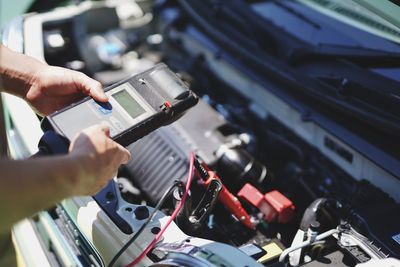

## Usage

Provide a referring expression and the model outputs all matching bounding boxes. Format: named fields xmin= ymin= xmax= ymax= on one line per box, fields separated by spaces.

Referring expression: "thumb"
xmin=117 ymin=144 xmax=131 ymax=164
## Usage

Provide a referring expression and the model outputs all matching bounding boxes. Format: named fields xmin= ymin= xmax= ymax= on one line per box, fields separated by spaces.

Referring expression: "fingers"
xmin=100 ymin=123 xmax=131 ymax=164
xmin=117 ymin=144 xmax=131 ymax=164
xmin=91 ymin=123 xmax=131 ymax=164
xmin=74 ymin=71 xmax=108 ymax=102
xmin=89 ymin=80 xmax=108 ymax=102
xmin=68 ymin=123 xmax=131 ymax=196
xmin=82 ymin=123 xmax=106 ymax=136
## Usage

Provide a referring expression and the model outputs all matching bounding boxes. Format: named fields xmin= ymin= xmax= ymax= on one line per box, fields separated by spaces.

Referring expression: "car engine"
xmin=2 ymin=0 xmax=400 ymax=266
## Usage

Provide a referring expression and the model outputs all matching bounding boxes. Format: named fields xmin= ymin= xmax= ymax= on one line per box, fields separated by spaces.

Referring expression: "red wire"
xmin=125 ymin=152 xmax=195 ymax=267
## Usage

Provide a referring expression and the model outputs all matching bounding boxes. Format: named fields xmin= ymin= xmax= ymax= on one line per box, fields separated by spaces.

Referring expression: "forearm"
xmin=0 ymin=155 xmax=88 ymax=234
xmin=0 ymin=44 xmax=46 ymax=97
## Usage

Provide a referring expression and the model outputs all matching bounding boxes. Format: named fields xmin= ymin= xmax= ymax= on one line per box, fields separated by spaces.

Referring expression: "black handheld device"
xmin=42 ymin=63 xmax=198 ymax=147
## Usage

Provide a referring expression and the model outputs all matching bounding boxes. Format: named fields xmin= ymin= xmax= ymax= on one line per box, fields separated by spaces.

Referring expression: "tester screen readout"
xmin=112 ymin=89 xmax=146 ymax=119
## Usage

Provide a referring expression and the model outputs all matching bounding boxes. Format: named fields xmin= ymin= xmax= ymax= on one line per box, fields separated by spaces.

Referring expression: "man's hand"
xmin=0 ymin=45 xmax=107 ymax=116
xmin=68 ymin=123 xmax=131 ymax=195
xmin=0 ymin=124 xmax=130 ymax=233
xmin=0 ymin=46 xmax=131 ymax=233
xmin=27 ymin=65 xmax=108 ymax=116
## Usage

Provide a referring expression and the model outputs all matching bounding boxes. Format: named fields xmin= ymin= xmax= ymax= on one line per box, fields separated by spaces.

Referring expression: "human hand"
xmin=68 ymin=123 xmax=131 ymax=195
xmin=0 ymin=45 xmax=106 ymax=115
xmin=26 ymin=65 xmax=108 ymax=116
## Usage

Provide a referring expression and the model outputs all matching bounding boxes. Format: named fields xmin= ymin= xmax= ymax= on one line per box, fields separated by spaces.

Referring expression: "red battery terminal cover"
xmin=264 ymin=190 xmax=295 ymax=223
xmin=238 ymin=183 xmax=295 ymax=223
xmin=238 ymin=183 xmax=277 ymax=222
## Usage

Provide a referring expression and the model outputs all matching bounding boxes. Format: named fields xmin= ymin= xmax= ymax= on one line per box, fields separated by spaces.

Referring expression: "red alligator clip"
xmin=194 ymin=157 xmax=254 ymax=230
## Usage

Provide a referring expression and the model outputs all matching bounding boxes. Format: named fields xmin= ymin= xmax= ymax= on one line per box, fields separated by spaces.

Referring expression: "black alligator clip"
xmin=174 ymin=177 xmax=222 ymax=233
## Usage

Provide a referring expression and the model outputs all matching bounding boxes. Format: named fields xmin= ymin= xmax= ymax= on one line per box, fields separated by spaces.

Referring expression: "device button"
xmin=91 ymin=101 xmax=112 ymax=115
xmin=98 ymin=106 xmax=112 ymax=115
xmin=100 ymin=108 xmax=112 ymax=115
xmin=109 ymin=116 xmax=125 ymax=131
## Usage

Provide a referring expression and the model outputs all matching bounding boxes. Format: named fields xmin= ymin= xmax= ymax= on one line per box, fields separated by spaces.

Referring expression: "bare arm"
xmin=0 ymin=124 xmax=131 ymax=234
xmin=0 ymin=45 xmax=131 ymax=234
xmin=0 ymin=44 xmax=107 ymax=115
xmin=0 ymin=155 xmax=83 ymax=231
xmin=0 ymin=44 xmax=43 ymax=97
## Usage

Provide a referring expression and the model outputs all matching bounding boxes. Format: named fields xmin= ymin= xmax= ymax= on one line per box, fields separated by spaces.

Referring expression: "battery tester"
xmin=43 ymin=63 xmax=198 ymax=146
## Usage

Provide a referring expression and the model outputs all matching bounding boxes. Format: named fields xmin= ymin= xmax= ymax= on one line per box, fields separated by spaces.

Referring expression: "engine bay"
xmin=3 ymin=0 xmax=400 ymax=266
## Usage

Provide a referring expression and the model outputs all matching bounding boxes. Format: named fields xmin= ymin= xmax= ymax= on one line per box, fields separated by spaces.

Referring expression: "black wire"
xmin=107 ymin=180 xmax=182 ymax=267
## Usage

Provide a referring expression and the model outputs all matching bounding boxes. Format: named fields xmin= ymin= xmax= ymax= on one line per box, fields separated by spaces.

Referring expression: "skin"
xmin=0 ymin=45 xmax=131 ymax=234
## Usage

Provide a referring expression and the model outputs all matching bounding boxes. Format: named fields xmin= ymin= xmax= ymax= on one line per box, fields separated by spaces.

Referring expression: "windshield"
xmin=297 ymin=0 xmax=400 ymax=44
xmin=0 ymin=0 xmax=32 ymax=28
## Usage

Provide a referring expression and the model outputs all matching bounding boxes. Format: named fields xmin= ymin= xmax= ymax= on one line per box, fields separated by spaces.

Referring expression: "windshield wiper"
xmin=289 ymin=44 xmax=400 ymax=67
xmin=178 ymin=0 xmax=400 ymax=136
xmin=271 ymin=0 xmax=321 ymax=29
xmin=207 ymin=0 xmax=400 ymax=65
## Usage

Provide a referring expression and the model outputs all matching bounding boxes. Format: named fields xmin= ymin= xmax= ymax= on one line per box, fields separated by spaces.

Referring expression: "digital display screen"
xmin=112 ymin=89 xmax=146 ymax=119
